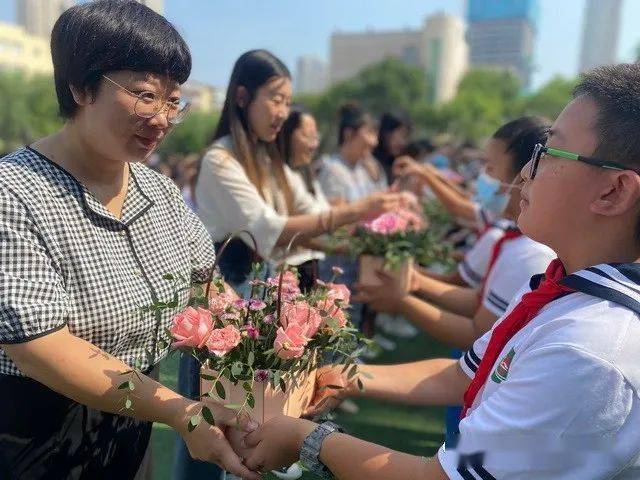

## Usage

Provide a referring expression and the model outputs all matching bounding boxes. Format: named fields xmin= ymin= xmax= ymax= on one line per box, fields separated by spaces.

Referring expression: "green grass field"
xmin=152 ymin=329 xmax=450 ymax=479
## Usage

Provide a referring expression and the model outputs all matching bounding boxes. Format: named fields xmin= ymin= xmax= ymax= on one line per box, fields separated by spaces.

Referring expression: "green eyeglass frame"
xmin=529 ymin=143 xmax=637 ymax=179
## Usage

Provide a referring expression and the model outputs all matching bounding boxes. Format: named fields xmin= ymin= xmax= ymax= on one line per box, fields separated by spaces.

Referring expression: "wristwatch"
xmin=300 ymin=421 xmax=344 ymax=478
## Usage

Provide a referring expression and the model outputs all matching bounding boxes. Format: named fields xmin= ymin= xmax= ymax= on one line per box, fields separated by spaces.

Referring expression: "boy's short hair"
xmin=51 ymin=0 xmax=191 ymax=119
xmin=573 ymin=63 xmax=640 ymax=169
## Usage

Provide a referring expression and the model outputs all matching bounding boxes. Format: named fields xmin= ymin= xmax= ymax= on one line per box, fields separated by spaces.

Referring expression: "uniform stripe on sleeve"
xmin=486 ymin=291 xmax=509 ymax=312
xmin=460 ymin=260 xmax=483 ymax=285
xmin=457 ymin=453 xmax=497 ymax=480
xmin=463 ymin=346 xmax=482 ymax=373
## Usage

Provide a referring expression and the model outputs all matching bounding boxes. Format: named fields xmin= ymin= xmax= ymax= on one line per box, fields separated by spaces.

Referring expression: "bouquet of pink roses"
xmin=146 ymin=262 xmax=368 ymax=430
xmin=346 ymin=207 xmax=452 ymax=291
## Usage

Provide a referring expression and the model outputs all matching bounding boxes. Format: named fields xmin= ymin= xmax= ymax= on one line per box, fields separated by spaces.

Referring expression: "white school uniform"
xmin=458 ymin=219 xmax=515 ymax=288
xmin=440 ymin=263 xmax=640 ymax=479
xmin=481 ymin=235 xmax=556 ymax=317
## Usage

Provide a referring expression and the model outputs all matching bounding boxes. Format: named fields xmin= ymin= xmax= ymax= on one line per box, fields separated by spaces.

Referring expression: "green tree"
xmin=522 ymin=75 xmax=577 ymax=121
xmin=0 ymin=71 xmax=61 ymax=152
xmin=156 ymin=110 xmax=219 ymax=156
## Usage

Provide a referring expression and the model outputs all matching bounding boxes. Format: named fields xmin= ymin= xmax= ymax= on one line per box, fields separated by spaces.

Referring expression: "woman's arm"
xmin=2 ymin=327 xmax=260 ymax=479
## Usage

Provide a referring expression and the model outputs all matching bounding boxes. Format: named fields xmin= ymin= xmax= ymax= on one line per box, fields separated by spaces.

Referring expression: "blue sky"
xmin=2 ymin=0 xmax=639 ymax=90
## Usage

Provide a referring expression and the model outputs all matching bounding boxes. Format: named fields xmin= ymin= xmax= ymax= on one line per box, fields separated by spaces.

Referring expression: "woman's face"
xmin=345 ymin=123 xmax=378 ymax=158
xmin=74 ymin=70 xmax=180 ymax=163
xmin=290 ymin=114 xmax=320 ymax=168
xmin=245 ymin=76 xmax=292 ymax=143
xmin=386 ymin=125 xmax=409 ymax=157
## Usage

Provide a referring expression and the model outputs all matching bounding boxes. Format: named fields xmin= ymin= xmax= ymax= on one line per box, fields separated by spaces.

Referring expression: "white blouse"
xmin=195 ymin=135 xmax=328 ymax=265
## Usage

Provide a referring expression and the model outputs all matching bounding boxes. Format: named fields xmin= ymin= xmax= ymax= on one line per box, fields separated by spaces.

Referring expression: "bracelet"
xmin=300 ymin=421 xmax=344 ymax=478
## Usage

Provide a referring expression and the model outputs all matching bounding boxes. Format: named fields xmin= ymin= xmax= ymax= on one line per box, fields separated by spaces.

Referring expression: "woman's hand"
xmin=304 ymin=365 xmax=354 ymax=417
xmin=243 ymin=415 xmax=317 ymax=472
xmin=392 ymin=155 xmax=425 ymax=179
xmin=353 ymin=191 xmax=419 ymax=221
xmin=171 ymin=400 xmax=261 ymax=479
xmin=353 ymin=271 xmax=410 ymax=314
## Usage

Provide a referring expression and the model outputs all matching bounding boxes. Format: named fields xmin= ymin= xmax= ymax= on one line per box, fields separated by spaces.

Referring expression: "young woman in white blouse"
xmin=195 ymin=50 xmax=406 ymax=285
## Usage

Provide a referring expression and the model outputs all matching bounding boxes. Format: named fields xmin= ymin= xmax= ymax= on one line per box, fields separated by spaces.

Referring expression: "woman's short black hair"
xmin=51 ymin=0 xmax=191 ymax=118
xmin=337 ymin=102 xmax=373 ymax=145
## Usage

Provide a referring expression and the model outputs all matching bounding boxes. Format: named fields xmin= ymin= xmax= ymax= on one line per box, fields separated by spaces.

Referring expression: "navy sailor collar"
xmin=531 ymin=263 xmax=640 ymax=315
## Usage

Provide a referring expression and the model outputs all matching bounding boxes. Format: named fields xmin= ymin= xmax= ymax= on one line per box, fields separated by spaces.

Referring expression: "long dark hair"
xmin=209 ymin=49 xmax=294 ymax=213
xmin=337 ymin=102 xmax=372 ymax=146
xmin=277 ymin=106 xmax=317 ymax=195
xmin=373 ymin=112 xmax=410 ymax=183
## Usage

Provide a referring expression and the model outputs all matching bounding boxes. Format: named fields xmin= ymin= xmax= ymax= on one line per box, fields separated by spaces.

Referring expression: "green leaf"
xmin=200 ymin=373 xmax=216 ymax=381
xmin=162 ymin=273 xmax=174 ymax=280
xmin=347 ymin=365 xmax=358 ymax=380
xmin=357 ymin=378 xmax=364 ymax=391
xmin=118 ymin=381 xmax=131 ymax=390
xmin=187 ymin=414 xmax=201 ymax=432
xmin=124 ymin=397 xmax=132 ymax=410
xmin=247 ymin=351 xmax=255 ymax=367
xmin=201 ymin=406 xmax=216 ymax=426
xmin=242 ymin=381 xmax=252 ymax=392
xmin=246 ymin=393 xmax=255 ymax=409
xmin=279 ymin=378 xmax=287 ymax=393
xmin=225 ymin=403 xmax=243 ymax=410
xmin=231 ymin=362 xmax=243 ymax=377
xmin=214 ymin=381 xmax=226 ymax=400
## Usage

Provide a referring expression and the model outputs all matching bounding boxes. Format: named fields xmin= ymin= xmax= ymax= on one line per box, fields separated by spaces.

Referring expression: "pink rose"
xmin=205 ymin=325 xmax=241 ymax=357
xmin=280 ymin=301 xmax=323 ymax=338
xmin=364 ymin=212 xmax=405 ymax=234
xmin=170 ymin=307 xmax=213 ymax=348
xmin=318 ymin=299 xmax=348 ymax=329
xmin=268 ymin=271 xmax=301 ymax=302
xmin=208 ymin=290 xmax=237 ymax=317
xmin=326 ymin=283 xmax=351 ymax=307
xmin=274 ymin=323 xmax=309 ymax=359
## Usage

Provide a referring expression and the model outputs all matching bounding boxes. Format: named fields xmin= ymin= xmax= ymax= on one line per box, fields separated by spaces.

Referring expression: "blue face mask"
xmin=430 ymin=155 xmax=450 ymax=170
xmin=474 ymin=171 xmax=511 ymax=216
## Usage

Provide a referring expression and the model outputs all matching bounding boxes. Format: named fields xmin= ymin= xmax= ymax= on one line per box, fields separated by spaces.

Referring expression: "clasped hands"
xmin=185 ymin=365 xmax=352 ymax=477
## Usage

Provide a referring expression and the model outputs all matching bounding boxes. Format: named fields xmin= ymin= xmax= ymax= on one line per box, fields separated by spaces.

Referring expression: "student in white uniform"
xmin=236 ymin=63 xmax=640 ymax=480
xmin=400 ymin=118 xmax=549 ymax=289
xmin=359 ymin=118 xmax=555 ymax=350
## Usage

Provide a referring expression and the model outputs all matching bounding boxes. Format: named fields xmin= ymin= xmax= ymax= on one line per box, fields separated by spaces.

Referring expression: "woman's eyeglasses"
xmin=529 ymin=143 xmax=637 ymax=179
xmin=102 ymin=75 xmax=191 ymax=125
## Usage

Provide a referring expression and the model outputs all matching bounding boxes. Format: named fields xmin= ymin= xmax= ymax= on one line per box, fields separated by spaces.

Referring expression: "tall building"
xmin=421 ymin=14 xmax=468 ymax=104
xmin=137 ymin=0 xmax=164 ymax=14
xmin=0 ymin=21 xmax=53 ymax=76
xmin=329 ymin=12 xmax=467 ymax=104
xmin=578 ymin=0 xmax=622 ymax=73
xmin=294 ymin=56 xmax=328 ymax=94
xmin=181 ymin=80 xmax=219 ymax=113
xmin=16 ymin=0 xmax=75 ymax=39
xmin=466 ymin=0 xmax=539 ymax=88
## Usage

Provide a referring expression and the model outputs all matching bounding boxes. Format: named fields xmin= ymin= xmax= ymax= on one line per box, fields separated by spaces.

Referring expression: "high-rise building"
xmin=421 ymin=13 xmax=468 ymax=104
xmin=137 ymin=0 xmax=164 ymax=14
xmin=0 ymin=21 xmax=53 ymax=76
xmin=329 ymin=12 xmax=467 ymax=104
xmin=294 ymin=56 xmax=328 ymax=94
xmin=181 ymin=80 xmax=219 ymax=113
xmin=16 ymin=0 xmax=75 ymax=39
xmin=578 ymin=0 xmax=622 ymax=73
xmin=466 ymin=0 xmax=539 ymax=88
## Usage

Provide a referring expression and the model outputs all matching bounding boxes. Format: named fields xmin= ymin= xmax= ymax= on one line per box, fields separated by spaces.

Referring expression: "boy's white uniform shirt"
xmin=458 ymin=219 xmax=515 ymax=288
xmin=481 ymin=235 xmax=556 ymax=316
xmin=440 ymin=263 xmax=640 ymax=479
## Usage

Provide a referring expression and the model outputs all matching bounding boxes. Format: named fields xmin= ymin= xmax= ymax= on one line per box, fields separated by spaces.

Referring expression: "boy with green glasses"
xmin=237 ymin=63 xmax=640 ymax=480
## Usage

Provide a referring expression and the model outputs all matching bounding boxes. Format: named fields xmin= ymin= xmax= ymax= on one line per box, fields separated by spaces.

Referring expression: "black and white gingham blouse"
xmin=0 ymin=147 xmax=216 ymax=376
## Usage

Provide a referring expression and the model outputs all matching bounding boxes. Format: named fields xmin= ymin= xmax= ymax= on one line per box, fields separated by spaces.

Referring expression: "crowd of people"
xmin=2 ymin=1 xmax=640 ymax=479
